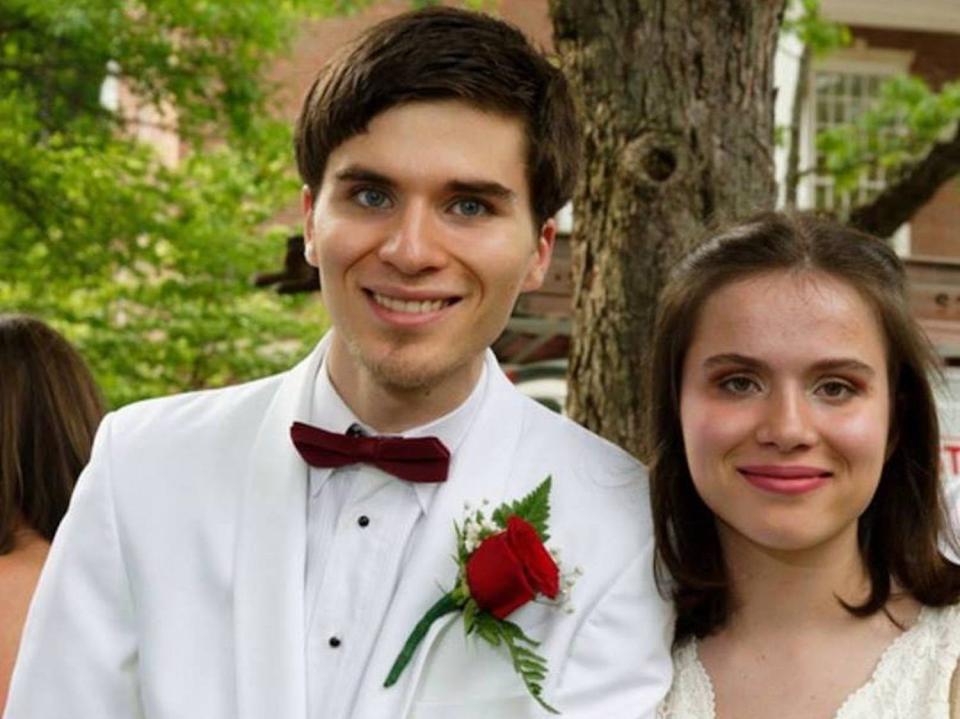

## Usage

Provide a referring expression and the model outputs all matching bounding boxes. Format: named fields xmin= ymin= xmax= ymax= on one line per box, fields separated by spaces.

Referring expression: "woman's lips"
xmin=737 ymin=465 xmax=833 ymax=495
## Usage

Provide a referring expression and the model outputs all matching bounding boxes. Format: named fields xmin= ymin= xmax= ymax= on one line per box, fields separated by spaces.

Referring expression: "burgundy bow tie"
xmin=290 ymin=421 xmax=450 ymax=483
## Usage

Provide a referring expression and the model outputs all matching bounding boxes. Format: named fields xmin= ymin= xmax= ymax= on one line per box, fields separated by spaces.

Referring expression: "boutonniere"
xmin=384 ymin=477 xmax=580 ymax=714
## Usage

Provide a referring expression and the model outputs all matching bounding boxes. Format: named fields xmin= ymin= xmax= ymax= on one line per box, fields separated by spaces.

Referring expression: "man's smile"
xmin=368 ymin=290 xmax=460 ymax=315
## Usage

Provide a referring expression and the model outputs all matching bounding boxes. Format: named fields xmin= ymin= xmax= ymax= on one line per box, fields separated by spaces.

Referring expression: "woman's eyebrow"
xmin=808 ymin=358 xmax=876 ymax=376
xmin=702 ymin=353 xmax=764 ymax=370
xmin=701 ymin=354 xmax=876 ymax=376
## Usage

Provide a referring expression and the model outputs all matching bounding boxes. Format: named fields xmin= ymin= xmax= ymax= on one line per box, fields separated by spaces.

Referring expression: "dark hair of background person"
xmin=646 ymin=211 xmax=960 ymax=645
xmin=0 ymin=315 xmax=105 ymax=553
xmin=294 ymin=6 xmax=581 ymax=229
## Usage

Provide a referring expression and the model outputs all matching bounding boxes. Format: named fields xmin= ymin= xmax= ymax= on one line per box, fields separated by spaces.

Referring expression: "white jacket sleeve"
xmin=554 ymin=544 xmax=675 ymax=719
xmin=4 ymin=413 xmax=144 ymax=719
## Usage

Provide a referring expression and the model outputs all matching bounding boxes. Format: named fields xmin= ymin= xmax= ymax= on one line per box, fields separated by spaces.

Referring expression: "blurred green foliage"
xmin=0 ymin=0 xmax=343 ymax=407
xmin=784 ymin=0 xmax=851 ymax=57
xmin=788 ymin=0 xmax=960 ymax=201
xmin=818 ymin=76 xmax=960 ymax=194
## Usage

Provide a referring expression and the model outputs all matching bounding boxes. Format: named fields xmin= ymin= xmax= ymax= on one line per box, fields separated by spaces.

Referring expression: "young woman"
xmin=0 ymin=315 xmax=104 ymax=710
xmin=650 ymin=213 xmax=960 ymax=718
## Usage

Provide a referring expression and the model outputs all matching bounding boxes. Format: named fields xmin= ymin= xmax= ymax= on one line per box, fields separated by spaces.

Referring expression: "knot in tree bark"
xmin=620 ymin=134 xmax=683 ymax=187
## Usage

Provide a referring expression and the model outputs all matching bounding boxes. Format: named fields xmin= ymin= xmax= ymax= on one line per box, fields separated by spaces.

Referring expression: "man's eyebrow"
xmin=446 ymin=179 xmax=516 ymax=201
xmin=333 ymin=166 xmax=395 ymax=188
xmin=330 ymin=168 xmax=515 ymax=201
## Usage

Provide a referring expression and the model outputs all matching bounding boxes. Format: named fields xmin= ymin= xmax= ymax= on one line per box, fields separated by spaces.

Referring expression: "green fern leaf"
xmin=491 ymin=476 xmax=552 ymax=540
xmin=496 ymin=619 xmax=559 ymax=714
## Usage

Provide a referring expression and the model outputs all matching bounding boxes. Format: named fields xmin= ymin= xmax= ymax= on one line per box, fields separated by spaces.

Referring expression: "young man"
xmin=5 ymin=8 xmax=672 ymax=719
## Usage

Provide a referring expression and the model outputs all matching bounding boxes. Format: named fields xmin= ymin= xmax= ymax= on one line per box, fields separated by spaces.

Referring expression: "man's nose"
xmin=754 ymin=388 xmax=818 ymax=452
xmin=377 ymin=200 xmax=447 ymax=275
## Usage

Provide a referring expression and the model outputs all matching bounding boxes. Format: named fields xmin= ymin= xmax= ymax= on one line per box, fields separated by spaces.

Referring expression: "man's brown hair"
xmin=646 ymin=212 xmax=960 ymax=644
xmin=294 ymin=6 xmax=580 ymax=227
xmin=0 ymin=315 xmax=104 ymax=552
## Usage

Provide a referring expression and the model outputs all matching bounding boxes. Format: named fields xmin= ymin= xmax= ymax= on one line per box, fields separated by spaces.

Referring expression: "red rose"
xmin=505 ymin=516 xmax=560 ymax=598
xmin=465 ymin=515 xmax=560 ymax=619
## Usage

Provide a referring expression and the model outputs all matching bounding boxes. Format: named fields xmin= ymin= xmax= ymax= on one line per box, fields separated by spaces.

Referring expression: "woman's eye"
xmin=719 ymin=376 xmax=758 ymax=395
xmin=816 ymin=380 xmax=856 ymax=400
xmin=450 ymin=198 xmax=489 ymax=217
xmin=354 ymin=188 xmax=391 ymax=209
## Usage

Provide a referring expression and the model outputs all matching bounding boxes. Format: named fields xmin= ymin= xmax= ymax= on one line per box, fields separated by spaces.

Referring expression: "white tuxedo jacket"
xmin=5 ymin=337 xmax=672 ymax=719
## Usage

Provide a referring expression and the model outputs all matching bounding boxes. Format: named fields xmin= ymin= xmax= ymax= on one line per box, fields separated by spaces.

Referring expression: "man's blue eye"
xmin=452 ymin=199 xmax=488 ymax=217
xmin=356 ymin=189 xmax=390 ymax=208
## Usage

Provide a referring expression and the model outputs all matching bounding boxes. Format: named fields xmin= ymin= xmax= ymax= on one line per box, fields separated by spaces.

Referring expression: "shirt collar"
xmin=308 ymin=356 xmax=490 ymax=513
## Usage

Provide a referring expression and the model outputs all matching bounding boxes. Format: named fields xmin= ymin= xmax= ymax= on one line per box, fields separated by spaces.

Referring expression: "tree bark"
xmin=849 ymin=123 xmax=960 ymax=238
xmin=549 ymin=0 xmax=785 ymax=460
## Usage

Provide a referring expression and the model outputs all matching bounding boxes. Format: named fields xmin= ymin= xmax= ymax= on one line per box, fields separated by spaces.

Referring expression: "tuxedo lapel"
xmin=233 ymin=335 xmax=330 ymax=719
xmin=355 ymin=355 xmax=527 ymax=718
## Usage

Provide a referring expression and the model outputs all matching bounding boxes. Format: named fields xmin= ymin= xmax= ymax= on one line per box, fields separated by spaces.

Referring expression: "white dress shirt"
xmin=304 ymin=360 xmax=488 ymax=719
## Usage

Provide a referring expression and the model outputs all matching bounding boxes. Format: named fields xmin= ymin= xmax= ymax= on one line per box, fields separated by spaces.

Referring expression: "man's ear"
xmin=302 ymin=185 xmax=318 ymax=267
xmin=520 ymin=218 xmax=557 ymax=293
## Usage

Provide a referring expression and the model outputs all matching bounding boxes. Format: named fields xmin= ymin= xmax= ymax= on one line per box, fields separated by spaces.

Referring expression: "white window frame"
xmin=799 ymin=45 xmax=914 ymax=254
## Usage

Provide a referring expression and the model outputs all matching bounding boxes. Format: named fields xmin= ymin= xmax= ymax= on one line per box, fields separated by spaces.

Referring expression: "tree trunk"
xmin=549 ymin=0 xmax=785 ymax=460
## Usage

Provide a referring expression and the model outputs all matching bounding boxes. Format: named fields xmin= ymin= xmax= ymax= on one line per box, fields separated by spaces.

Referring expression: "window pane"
xmin=809 ymin=66 xmax=899 ymax=215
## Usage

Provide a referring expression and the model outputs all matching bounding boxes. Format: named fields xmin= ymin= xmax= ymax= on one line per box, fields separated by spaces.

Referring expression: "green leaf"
xmin=463 ymin=599 xmax=478 ymax=634
xmin=495 ymin=619 xmax=559 ymax=714
xmin=782 ymin=0 xmax=851 ymax=57
xmin=491 ymin=476 xmax=552 ymax=541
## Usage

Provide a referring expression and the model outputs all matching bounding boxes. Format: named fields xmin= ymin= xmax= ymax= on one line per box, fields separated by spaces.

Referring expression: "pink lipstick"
xmin=736 ymin=465 xmax=832 ymax=495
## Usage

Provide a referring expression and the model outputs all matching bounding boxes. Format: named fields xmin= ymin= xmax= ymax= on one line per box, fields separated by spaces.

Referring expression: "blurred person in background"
xmin=0 ymin=315 xmax=104 ymax=711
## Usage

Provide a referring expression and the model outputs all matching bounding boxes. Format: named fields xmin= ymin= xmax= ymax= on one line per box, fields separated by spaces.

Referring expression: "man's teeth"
xmin=372 ymin=293 xmax=450 ymax=314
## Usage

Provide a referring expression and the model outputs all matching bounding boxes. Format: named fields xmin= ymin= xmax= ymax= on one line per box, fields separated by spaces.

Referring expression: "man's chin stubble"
xmin=352 ymin=342 xmax=476 ymax=397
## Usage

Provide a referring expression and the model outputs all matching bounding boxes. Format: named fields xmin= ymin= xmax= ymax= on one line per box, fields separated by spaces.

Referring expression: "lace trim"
xmin=657 ymin=640 xmax=715 ymax=717
xmin=657 ymin=604 xmax=960 ymax=719
xmin=835 ymin=604 xmax=960 ymax=717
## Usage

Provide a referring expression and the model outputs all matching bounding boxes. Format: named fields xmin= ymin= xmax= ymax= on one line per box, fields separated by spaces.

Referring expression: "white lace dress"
xmin=658 ymin=604 xmax=960 ymax=718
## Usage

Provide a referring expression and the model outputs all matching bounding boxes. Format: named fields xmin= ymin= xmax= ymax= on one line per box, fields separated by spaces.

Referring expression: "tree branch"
xmin=848 ymin=123 xmax=960 ymax=238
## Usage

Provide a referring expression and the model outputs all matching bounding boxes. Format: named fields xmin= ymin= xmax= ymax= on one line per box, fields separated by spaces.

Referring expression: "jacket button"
xmin=358 ymin=515 xmax=370 ymax=528
xmin=328 ymin=636 xmax=341 ymax=648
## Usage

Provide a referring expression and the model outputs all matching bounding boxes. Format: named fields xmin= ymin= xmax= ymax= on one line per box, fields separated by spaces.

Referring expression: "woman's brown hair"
xmin=0 ymin=315 xmax=104 ymax=553
xmin=647 ymin=211 xmax=960 ymax=644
